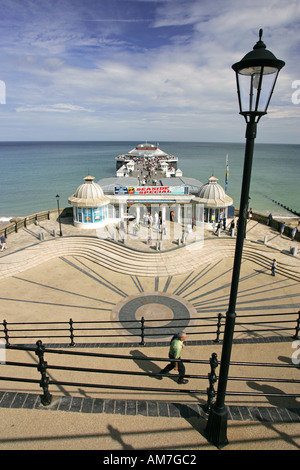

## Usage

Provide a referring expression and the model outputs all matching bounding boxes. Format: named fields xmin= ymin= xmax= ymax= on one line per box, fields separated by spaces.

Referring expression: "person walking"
xmin=267 ymin=213 xmax=273 ymax=226
xmin=291 ymin=226 xmax=297 ymax=241
xmin=229 ymin=219 xmax=235 ymax=236
xmin=215 ymin=221 xmax=221 ymax=235
xmin=271 ymin=259 xmax=277 ymax=276
xmin=159 ymin=331 xmax=188 ymax=384
xmin=0 ymin=233 xmax=7 ymax=252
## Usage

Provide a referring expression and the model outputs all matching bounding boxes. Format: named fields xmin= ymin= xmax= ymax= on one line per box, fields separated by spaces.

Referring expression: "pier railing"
xmin=2 ymin=208 xmax=72 ymax=237
xmin=0 ymin=341 xmax=299 ymax=411
xmin=1 ymin=311 xmax=299 ymax=347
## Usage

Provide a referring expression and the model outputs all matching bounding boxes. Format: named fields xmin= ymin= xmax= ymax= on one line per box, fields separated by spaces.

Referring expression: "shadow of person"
xmin=246 ymin=381 xmax=300 ymax=409
xmin=107 ymin=424 xmax=134 ymax=450
xmin=130 ymin=349 xmax=163 ymax=380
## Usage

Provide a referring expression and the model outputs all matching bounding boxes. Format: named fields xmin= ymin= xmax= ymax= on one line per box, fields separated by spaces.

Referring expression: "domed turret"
xmin=196 ymin=176 xmax=232 ymax=207
xmin=68 ymin=175 xmax=109 ymax=228
xmin=193 ymin=176 xmax=233 ymax=226
xmin=68 ymin=175 xmax=109 ymax=207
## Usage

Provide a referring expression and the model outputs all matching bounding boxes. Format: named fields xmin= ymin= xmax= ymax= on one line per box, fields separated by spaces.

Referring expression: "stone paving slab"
xmin=1 ymin=389 xmax=300 ymax=423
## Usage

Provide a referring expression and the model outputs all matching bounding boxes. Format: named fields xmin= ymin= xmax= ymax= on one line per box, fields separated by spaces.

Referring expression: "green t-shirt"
xmin=169 ymin=338 xmax=183 ymax=358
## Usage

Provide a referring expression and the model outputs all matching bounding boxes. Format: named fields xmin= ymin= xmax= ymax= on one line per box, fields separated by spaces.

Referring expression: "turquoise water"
xmin=0 ymin=141 xmax=299 ymax=219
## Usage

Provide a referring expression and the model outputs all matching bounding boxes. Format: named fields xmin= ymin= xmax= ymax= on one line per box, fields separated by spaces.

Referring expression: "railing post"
xmin=35 ymin=340 xmax=52 ymax=406
xmin=293 ymin=311 xmax=300 ymax=340
xmin=3 ymin=320 xmax=10 ymax=346
xmin=139 ymin=316 xmax=145 ymax=346
xmin=206 ymin=353 xmax=218 ymax=412
xmin=214 ymin=313 xmax=223 ymax=343
xmin=69 ymin=318 xmax=75 ymax=346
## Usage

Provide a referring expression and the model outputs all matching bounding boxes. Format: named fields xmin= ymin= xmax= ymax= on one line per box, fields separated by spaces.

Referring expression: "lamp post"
xmin=205 ymin=29 xmax=285 ymax=448
xmin=56 ymin=194 xmax=63 ymax=237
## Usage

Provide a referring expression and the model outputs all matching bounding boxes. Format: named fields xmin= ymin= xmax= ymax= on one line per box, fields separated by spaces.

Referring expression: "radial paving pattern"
xmin=0 ymin=243 xmax=299 ymax=344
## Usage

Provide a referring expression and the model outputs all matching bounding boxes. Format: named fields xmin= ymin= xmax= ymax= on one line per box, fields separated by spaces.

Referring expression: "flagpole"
xmin=225 ymin=154 xmax=229 ymax=192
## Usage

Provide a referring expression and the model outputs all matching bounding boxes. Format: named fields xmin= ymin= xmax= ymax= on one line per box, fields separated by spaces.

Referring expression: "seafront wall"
xmin=1 ymin=207 xmax=299 ymax=242
xmin=1 ymin=207 xmax=72 ymax=237
xmin=234 ymin=209 xmax=299 ymax=242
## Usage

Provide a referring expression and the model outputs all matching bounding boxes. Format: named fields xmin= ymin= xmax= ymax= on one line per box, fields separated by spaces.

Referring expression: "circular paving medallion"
xmin=111 ymin=292 xmax=197 ymax=340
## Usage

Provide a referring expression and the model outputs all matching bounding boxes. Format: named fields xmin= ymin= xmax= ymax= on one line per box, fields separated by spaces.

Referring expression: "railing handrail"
xmin=5 ymin=343 xmax=299 ymax=368
xmin=1 ymin=341 xmax=299 ymax=410
xmin=2 ymin=310 xmax=299 ymax=346
xmin=4 ymin=311 xmax=297 ymax=325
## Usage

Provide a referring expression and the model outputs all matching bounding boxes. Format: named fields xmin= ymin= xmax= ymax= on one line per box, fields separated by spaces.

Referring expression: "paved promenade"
xmin=0 ymin=215 xmax=299 ymax=450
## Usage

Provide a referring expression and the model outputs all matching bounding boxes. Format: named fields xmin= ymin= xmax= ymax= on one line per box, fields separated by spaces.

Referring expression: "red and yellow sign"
xmin=114 ymin=186 xmax=188 ymax=195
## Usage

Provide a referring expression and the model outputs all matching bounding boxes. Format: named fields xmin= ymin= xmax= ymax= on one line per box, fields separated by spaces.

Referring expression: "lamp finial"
xmin=253 ymin=28 xmax=266 ymax=50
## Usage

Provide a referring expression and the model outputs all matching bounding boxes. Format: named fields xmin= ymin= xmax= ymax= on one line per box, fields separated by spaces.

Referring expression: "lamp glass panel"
xmin=237 ymin=66 xmax=278 ymax=113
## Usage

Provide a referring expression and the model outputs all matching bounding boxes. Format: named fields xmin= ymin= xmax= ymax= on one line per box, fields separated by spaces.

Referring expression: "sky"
xmin=0 ymin=0 xmax=299 ymax=143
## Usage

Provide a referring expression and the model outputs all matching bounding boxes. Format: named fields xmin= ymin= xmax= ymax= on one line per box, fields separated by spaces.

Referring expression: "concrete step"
xmin=0 ymin=236 xmax=299 ymax=281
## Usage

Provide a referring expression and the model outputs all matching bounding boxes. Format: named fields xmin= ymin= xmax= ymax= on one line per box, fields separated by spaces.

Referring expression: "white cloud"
xmin=268 ymin=106 xmax=300 ymax=119
xmin=16 ymin=103 xmax=93 ymax=113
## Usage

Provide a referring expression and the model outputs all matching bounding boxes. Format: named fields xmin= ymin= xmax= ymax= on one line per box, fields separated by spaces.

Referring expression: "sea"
xmin=0 ymin=141 xmax=299 ymax=223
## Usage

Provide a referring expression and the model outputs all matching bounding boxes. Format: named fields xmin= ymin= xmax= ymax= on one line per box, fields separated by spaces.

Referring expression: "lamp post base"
xmin=205 ymin=405 xmax=229 ymax=449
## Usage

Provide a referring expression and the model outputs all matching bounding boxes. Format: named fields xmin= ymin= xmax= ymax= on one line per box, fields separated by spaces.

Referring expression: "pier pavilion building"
xmin=68 ymin=143 xmax=234 ymax=230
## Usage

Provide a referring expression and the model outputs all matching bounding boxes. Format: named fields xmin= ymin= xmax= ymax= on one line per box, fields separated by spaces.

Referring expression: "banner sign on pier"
xmin=114 ymin=186 xmax=188 ymax=195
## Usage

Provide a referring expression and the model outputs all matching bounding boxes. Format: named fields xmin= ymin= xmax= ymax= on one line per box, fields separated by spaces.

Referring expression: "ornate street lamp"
xmin=206 ymin=29 xmax=285 ymax=448
xmin=233 ymin=29 xmax=285 ymax=123
xmin=56 ymin=194 xmax=63 ymax=237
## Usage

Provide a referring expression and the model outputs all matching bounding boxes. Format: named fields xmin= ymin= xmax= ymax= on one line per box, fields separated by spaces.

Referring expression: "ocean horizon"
xmin=0 ymin=140 xmax=299 ymax=222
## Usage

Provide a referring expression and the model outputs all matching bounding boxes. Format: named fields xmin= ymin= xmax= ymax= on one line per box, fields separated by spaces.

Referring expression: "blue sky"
xmin=0 ymin=0 xmax=299 ymax=143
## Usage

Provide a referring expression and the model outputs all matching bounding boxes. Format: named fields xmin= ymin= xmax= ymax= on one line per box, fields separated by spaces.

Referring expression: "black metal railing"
xmin=1 ymin=341 xmax=217 ymax=409
xmin=208 ymin=354 xmax=300 ymax=407
xmin=1 ymin=311 xmax=299 ymax=347
xmin=2 ymin=207 xmax=72 ymax=237
xmin=1 ymin=341 xmax=299 ymax=411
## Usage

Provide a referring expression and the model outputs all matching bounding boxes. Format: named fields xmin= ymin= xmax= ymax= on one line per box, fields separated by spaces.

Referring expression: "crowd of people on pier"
xmin=118 ymin=154 xmax=177 ymax=183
